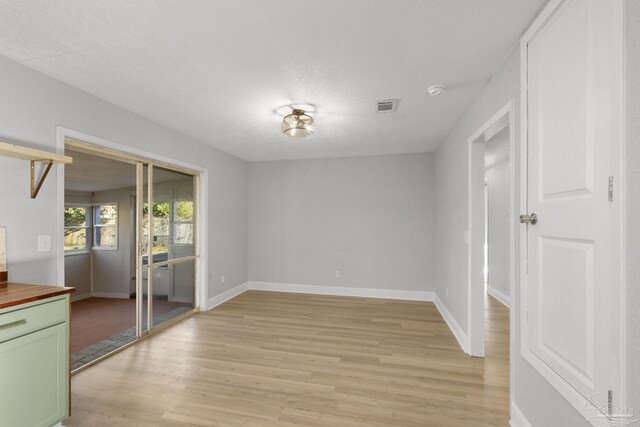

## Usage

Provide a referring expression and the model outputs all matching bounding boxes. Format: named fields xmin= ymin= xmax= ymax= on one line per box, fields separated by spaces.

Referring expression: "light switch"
xmin=37 ymin=235 xmax=51 ymax=252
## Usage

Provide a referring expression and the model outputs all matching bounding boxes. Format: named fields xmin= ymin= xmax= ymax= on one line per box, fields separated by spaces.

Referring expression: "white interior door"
xmin=524 ymin=0 xmax=621 ymax=405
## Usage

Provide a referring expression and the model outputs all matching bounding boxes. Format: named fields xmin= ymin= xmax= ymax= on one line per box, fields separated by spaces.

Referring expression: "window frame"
xmin=92 ymin=202 xmax=118 ymax=251
xmin=63 ymin=204 xmax=92 ymax=255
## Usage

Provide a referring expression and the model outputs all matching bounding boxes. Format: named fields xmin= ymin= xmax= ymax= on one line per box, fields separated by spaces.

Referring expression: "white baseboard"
xmin=91 ymin=292 xmax=131 ymax=299
xmin=169 ymin=296 xmax=194 ymax=304
xmin=433 ymin=295 xmax=469 ymax=354
xmin=206 ymin=282 xmax=248 ymax=310
xmin=70 ymin=292 xmax=93 ymax=302
xmin=247 ymin=281 xmax=435 ymax=301
xmin=487 ymin=285 xmax=510 ymax=308
xmin=510 ymin=401 xmax=532 ymax=427
xmin=206 ymin=281 xmax=468 ymax=360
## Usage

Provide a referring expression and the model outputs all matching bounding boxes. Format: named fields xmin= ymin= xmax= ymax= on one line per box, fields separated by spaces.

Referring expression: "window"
xmin=93 ymin=203 xmax=117 ymax=249
xmin=64 ymin=206 xmax=91 ymax=252
xmin=173 ymin=201 xmax=194 ymax=245
xmin=143 ymin=201 xmax=170 ymax=254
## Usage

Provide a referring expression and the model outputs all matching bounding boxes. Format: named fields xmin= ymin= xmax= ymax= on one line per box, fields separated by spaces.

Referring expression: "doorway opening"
xmin=482 ymin=119 xmax=511 ymax=373
xmin=467 ymin=101 xmax=514 ymax=380
xmin=63 ymin=139 xmax=200 ymax=371
xmin=484 ymin=125 xmax=511 ymax=308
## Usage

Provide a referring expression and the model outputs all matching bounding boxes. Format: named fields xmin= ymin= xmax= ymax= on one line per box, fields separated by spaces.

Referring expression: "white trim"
xmin=487 ymin=285 xmax=510 ymax=308
xmin=70 ymin=293 xmax=92 ymax=303
xmin=616 ymin=0 xmax=627 ymax=407
xmin=168 ymin=296 xmax=195 ymax=304
xmin=56 ymin=157 xmax=65 ymax=285
xmin=509 ymin=401 xmax=532 ymax=427
xmin=92 ymin=201 xmax=118 ymax=251
xmin=507 ymin=98 xmax=517 ymax=421
xmin=195 ymin=169 xmax=208 ymax=311
xmin=467 ymin=100 xmax=516 ymax=359
xmin=90 ymin=292 xmax=130 ymax=299
xmin=90 ymin=246 xmax=118 ymax=252
xmin=521 ymin=0 xmax=566 ymax=44
xmin=206 ymin=281 xmax=469 ymax=357
xmin=518 ymin=3 xmax=532 ymax=423
xmin=64 ymin=250 xmax=91 ymax=257
xmin=63 ymin=203 xmax=92 ymax=252
xmin=206 ymin=282 xmax=249 ymax=310
xmin=433 ymin=295 xmax=469 ymax=354
xmin=247 ymin=281 xmax=435 ymax=301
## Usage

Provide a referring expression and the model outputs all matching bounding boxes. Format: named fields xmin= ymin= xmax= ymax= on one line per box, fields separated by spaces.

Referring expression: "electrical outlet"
xmin=335 ymin=270 xmax=340 ymax=279
xmin=446 ymin=288 xmax=449 ymax=298
xmin=221 ymin=275 xmax=225 ymax=284
xmin=37 ymin=235 xmax=51 ymax=252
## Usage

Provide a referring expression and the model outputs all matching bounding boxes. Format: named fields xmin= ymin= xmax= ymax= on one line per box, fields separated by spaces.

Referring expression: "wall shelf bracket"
xmin=0 ymin=141 xmax=72 ymax=199
xmin=30 ymin=159 xmax=54 ymax=199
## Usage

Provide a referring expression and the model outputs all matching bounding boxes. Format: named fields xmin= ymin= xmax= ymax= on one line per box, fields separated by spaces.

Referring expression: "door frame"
xmin=55 ymin=127 xmax=209 ymax=313
xmin=467 ymin=100 xmax=515 ymax=363
xmin=518 ymin=0 xmax=626 ymax=420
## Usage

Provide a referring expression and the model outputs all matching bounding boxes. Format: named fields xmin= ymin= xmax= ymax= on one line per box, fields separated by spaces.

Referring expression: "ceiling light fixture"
xmin=427 ymin=84 xmax=447 ymax=96
xmin=281 ymin=109 xmax=315 ymax=140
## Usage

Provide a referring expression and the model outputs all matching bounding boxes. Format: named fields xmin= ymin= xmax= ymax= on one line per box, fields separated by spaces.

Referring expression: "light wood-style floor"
xmin=66 ymin=291 xmax=509 ymax=427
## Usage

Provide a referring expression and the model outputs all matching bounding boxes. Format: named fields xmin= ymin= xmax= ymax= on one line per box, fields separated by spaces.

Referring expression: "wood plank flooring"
xmin=66 ymin=291 xmax=509 ymax=427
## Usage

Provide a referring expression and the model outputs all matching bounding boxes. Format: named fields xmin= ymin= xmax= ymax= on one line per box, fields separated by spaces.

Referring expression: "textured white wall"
xmin=64 ymin=191 xmax=92 ymax=297
xmin=0 ymin=54 xmax=248 ymax=301
xmin=248 ymin=153 xmax=435 ymax=292
xmin=434 ymin=48 xmax=521 ymax=334
xmin=64 ymin=253 xmax=91 ymax=296
xmin=91 ymin=189 xmax=135 ymax=296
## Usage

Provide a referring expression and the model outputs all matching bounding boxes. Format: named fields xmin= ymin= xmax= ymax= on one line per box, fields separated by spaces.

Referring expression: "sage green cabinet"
xmin=0 ymin=295 xmax=70 ymax=427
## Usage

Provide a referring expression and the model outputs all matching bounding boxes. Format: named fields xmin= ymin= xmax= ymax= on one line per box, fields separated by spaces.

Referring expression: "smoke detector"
xmin=427 ymin=85 xmax=447 ymax=96
xmin=376 ymin=99 xmax=397 ymax=113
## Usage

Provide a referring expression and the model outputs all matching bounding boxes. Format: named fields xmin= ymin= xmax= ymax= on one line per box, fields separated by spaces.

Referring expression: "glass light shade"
xmin=281 ymin=109 xmax=315 ymax=139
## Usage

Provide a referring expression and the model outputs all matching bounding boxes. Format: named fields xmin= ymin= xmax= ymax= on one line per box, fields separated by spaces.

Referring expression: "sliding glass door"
xmin=136 ymin=163 xmax=197 ymax=336
xmin=65 ymin=139 xmax=199 ymax=371
xmin=65 ymin=145 xmax=140 ymax=371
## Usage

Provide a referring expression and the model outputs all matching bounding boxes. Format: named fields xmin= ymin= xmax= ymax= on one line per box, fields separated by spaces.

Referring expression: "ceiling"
xmin=0 ymin=1 xmax=546 ymax=161
xmin=65 ymin=150 xmax=137 ymax=192
xmin=65 ymin=149 xmax=191 ymax=192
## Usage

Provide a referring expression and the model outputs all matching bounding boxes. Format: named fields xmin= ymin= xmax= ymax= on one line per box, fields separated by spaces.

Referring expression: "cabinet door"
xmin=0 ymin=323 xmax=68 ymax=427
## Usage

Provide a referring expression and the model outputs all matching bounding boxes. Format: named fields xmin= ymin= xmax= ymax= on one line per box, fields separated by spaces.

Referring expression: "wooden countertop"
xmin=0 ymin=283 xmax=76 ymax=310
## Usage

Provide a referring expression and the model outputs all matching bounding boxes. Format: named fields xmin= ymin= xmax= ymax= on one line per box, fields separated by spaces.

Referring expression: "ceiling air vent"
xmin=376 ymin=99 xmax=397 ymax=113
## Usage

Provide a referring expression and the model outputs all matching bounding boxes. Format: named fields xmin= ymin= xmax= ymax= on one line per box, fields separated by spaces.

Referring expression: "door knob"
xmin=519 ymin=213 xmax=538 ymax=225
